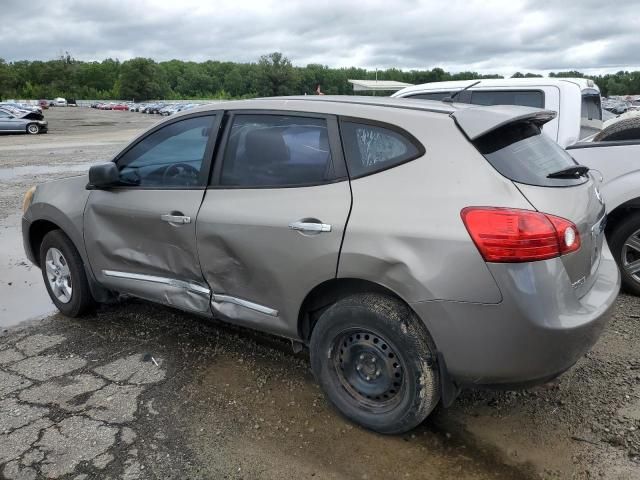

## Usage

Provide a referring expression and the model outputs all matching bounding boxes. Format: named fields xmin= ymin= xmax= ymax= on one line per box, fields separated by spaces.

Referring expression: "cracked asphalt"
xmin=1 ymin=108 xmax=639 ymax=479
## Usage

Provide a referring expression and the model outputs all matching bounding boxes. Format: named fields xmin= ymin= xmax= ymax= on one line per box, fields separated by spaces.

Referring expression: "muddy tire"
xmin=310 ymin=293 xmax=440 ymax=434
xmin=26 ymin=123 xmax=40 ymax=135
xmin=594 ymin=116 xmax=640 ymax=142
xmin=39 ymin=230 xmax=96 ymax=317
xmin=608 ymin=211 xmax=640 ymax=296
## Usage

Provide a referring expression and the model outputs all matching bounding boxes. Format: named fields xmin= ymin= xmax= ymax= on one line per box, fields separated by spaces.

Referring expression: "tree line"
xmin=0 ymin=52 xmax=638 ymax=101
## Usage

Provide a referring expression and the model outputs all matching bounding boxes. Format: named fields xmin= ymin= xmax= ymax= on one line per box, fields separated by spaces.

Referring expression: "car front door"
xmin=196 ymin=111 xmax=351 ymax=338
xmin=0 ymin=110 xmax=17 ymax=131
xmin=84 ymin=112 xmax=221 ymax=314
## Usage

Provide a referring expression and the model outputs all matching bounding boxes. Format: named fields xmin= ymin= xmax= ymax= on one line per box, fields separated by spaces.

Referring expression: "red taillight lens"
xmin=461 ymin=207 xmax=580 ymax=263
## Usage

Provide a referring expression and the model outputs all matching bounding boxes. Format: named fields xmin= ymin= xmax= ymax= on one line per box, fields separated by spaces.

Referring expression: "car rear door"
xmin=84 ymin=112 xmax=222 ymax=314
xmin=196 ymin=111 xmax=351 ymax=338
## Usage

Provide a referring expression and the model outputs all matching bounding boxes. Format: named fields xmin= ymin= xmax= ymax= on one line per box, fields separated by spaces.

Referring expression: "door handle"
xmin=289 ymin=221 xmax=332 ymax=233
xmin=160 ymin=214 xmax=191 ymax=224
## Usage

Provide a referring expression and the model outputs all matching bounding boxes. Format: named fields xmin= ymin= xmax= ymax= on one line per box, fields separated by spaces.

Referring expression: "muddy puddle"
xmin=0 ymin=163 xmax=91 ymax=182
xmin=0 ymin=214 xmax=55 ymax=327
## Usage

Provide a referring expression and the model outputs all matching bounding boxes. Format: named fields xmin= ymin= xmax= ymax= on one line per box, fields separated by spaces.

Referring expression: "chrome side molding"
xmin=102 ymin=270 xmax=211 ymax=296
xmin=102 ymin=270 xmax=279 ymax=317
xmin=212 ymin=294 xmax=279 ymax=317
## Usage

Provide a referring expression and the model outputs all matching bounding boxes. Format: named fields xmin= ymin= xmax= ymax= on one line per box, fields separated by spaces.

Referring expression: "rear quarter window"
xmin=340 ymin=120 xmax=424 ymax=177
xmin=474 ymin=121 xmax=587 ymax=187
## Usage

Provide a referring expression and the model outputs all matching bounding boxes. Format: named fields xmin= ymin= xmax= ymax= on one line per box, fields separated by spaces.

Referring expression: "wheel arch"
xmin=605 ymin=197 xmax=640 ymax=239
xmin=298 ymin=278 xmax=413 ymax=344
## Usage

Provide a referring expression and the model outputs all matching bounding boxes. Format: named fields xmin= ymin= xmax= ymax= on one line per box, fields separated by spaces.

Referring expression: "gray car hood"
xmin=451 ymin=105 xmax=556 ymax=140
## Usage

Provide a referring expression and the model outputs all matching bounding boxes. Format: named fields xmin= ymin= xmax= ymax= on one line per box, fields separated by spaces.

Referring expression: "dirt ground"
xmin=0 ymin=108 xmax=638 ymax=479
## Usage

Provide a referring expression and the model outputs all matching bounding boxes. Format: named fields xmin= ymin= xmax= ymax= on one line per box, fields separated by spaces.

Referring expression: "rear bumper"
xmin=411 ymin=244 xmax=620 ymax=387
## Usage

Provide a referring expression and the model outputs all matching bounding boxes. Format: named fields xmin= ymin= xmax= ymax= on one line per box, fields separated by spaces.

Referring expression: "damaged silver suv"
xmin=22 ymin=97 xmax=620 ymax=434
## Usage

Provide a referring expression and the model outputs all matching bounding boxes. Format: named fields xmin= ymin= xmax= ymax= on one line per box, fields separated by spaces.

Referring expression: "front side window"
xmin=117 ymin=115 xmax=215 ymax=187
xmin=470 ymin=90 xmax=544 ymax=108
xmin=340 ymin=121 xmax=422 ymax=177
xmin=220 ymin=115 xmax=332 ymax=187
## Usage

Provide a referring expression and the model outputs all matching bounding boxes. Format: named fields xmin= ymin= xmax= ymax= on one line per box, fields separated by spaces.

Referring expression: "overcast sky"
xmin=1 ymin=0 xmax=638 ymax=75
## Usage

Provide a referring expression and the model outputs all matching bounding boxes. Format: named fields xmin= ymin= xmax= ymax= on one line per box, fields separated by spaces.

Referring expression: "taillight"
xmin=461 ymin=207 xmax=580 ymax=263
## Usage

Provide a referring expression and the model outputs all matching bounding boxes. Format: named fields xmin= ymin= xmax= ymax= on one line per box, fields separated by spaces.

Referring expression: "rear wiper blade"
xmin=547 ymin=165 xmax=590 ymax=179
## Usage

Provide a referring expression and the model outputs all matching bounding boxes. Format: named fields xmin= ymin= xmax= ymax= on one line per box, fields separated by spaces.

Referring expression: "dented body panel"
xmin=83 ymin=189 xmax=211 ymax=314
xmin=197 ymin=182 xmax=351 ymax=338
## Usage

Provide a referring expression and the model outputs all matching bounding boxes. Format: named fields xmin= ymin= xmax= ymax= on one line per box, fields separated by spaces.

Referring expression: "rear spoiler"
xmin=451 ymin=105 xmax=556 ymax=141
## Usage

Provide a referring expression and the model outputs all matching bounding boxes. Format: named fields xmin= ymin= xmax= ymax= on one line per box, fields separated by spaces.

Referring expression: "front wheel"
xmin=26 ymin=123 xmax=40 ymax=134
xmin=39 ymin=230 xmax=96 ymax=316
xmin=310 ymin=293 xmax=440 ymax=434
xmin=609 ymin=211 xmax=640 ymax=296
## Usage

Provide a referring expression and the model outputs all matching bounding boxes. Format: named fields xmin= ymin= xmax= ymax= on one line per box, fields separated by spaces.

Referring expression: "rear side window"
xmin=220 ymin=115 xmax=332 ymax=187
xmin=470 ymin=90 xmax=544 ymax=108
xmin=340 ymin=121 xmax=423 ymax=177
xmin=474 ymin=122 xmax=586 ymax=187
xmin=580 ymin=94 xmax=603 ymax=140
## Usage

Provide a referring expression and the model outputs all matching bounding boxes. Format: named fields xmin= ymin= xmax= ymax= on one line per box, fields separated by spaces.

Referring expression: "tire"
xmin=39 ymin=230 xmax=96 ymax=316
xmin=608 ymin=211 xmax=640 ymax=296
xmin=310 ymin=293 xmax=440 ymax=434
xmin=26 ymin=123 xmax=40 ymax=135
xmin=594 ymin=116 xmax=640 ymax=142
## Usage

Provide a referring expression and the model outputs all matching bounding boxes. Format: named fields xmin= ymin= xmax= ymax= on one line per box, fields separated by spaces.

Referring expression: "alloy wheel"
xmin=622 ymin=228 xmax=640 ymax=284
xmin=45 ymin=247 xmax=72 ymax=303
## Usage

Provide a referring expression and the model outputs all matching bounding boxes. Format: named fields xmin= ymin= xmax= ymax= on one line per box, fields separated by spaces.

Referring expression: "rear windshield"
xmin=473 ymin=121 xmax=587 ymax=187
xmin=470 ymin=90 xmax=544 ymax=108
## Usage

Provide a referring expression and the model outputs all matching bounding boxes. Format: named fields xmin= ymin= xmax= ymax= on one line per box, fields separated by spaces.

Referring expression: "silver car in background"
xmin=0 ymin=107 xmax=48 ymax=134
xmin=21 ymin=97 xmax=619 ymax=433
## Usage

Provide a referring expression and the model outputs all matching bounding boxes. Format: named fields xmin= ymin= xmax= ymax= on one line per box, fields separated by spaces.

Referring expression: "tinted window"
xmin=474 ymin=122 xmax=586 ymax=187
xmin=470 ymin=90 xmax=544 ymax=108
xmin=340 ymin=121 xmax=422 ymax=177
xmin=220 ymin=115 xmax=332 ymax=187
xmin=408 ymin=92 xmax=453 ymax=101
xmin=117 ymin=115 xmax=215 ymax=187
xmin=580 ymin=94 xmax=603 ymax=140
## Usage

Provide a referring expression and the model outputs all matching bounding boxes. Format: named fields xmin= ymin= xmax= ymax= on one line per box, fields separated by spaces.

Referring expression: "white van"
xmin=53 ymin=97 xmax=67 ymax=107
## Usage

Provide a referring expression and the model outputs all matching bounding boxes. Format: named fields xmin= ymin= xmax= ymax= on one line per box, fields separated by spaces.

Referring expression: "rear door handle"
xmin=289 ymin=221 xmax=332 ymax=233
xmin=161 ymin=214 xmax=191 ymax=224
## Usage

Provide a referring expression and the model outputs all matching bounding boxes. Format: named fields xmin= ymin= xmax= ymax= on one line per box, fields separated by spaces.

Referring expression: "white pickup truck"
xmin=394 ymin=78 xmax=640 ymax=295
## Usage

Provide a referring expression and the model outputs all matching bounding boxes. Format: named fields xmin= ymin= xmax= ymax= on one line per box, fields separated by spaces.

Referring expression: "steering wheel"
xmin=162 ymin=163 xmax=200 ymax=185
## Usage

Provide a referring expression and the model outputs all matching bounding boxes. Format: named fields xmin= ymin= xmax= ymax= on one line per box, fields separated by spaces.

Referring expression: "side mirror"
xmin=87 ymin=162 xmax=119 ymax=189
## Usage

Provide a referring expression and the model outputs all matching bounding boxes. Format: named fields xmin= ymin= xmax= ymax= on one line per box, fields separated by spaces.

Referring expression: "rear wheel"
xmin=39 ymin=230 xmax=96 ymax=316
xmin=310 ymin=293 xmax=440 ymax=434
xmin=609 ymin=211 xmax=640 ymax=296
xmin=26 ymin=123 xmax=40 ymax=135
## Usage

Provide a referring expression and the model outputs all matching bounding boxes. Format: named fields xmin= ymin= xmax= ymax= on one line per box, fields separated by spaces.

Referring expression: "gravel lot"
xmin=0 ymin=108 xmax=639 ymax=479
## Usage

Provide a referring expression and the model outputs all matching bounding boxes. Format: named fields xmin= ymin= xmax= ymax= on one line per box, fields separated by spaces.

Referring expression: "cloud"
xmin=0 ymin=0 xmax=637 ymax=75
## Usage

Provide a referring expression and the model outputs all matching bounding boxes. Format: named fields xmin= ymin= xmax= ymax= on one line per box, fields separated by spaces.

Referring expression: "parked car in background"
xmin=0 ymin=107 xmax=48 ymax=134
xmin=53 ymin=97 xmax=67 ymax=107
xmin=22 ymin=97 xmax=619 ymax=434
xmin=112 ymin=104 xmax=129 ymax=111
xmin=38 ymin=99 xmax=50 ymax=110
xmin=67 ymin=99 xmax=78 ymax=107
xmin=394 ymin=78 xmax=640 ymax=295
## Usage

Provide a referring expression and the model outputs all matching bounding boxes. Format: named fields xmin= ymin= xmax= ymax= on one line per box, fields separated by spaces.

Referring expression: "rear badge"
xmin=572 ymin=276 xmax=586 ymax=289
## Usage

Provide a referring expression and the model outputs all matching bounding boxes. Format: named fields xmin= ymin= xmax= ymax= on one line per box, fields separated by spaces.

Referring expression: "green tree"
xmin=118 ymin=58 xmax=169 ymax=101
xmin=256 ymin=52 xmax=296 ymax=96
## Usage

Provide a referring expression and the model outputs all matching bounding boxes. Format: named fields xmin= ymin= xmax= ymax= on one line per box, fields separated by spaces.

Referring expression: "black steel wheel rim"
xmin=332 ymin=329 xmax=405 ymax=411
